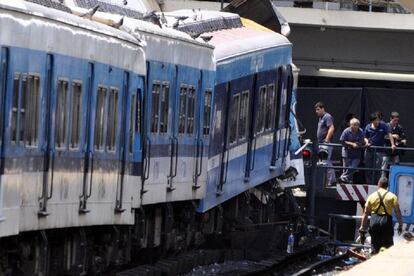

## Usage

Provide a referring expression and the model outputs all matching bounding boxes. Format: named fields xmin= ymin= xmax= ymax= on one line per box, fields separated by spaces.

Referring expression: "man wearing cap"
xmin=359 ymin=177 xmax=403 ymax=254
xmin=364 ymin=113 xmax=396 ymax=185
xmin=315 ymin=101 xmax=335 ymax=185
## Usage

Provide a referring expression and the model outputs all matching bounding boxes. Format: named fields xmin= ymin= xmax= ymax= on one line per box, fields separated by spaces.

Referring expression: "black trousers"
xmin=369 ymin=214 xmax=394 ymax=254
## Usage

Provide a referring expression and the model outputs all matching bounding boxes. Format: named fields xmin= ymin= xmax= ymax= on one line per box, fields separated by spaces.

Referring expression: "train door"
xmin=81 ymin=63 xmax=125 ymax=216
xmin=216 ymin=82 xmax=231 ymax=195
xmin=225 ymin=76 xmax=252 ymax=185
xmin=38 ymin=54 xmax=54 ymax=216
xmin=114 ymin=73 xmax=144 ymax=211
xmin=79 ymin=63 xmax=94 ymax=213
xmin=193 ymin=71 xmax=214 ymax=191
xmin=113 ymin=72 xmax=130 ymax=212
xmin=142 ymin=62 xmax=176 ymax=204
xmin=169 ymin=66 xmax=200 ymax=196
xmin=0 ymin=47 xmax=8 ymax=219
xmin=253 ymin=70 xmax=279 ymax=178
xmin=45 ymin=55 xmax=90 ymax=223
xmin=270 ymin=67 xmax=283 ymax=169
xmin=277 ymin=66 xmax=293 ymax=164
xmin=245 ymin=70 xmax=276 ymax=181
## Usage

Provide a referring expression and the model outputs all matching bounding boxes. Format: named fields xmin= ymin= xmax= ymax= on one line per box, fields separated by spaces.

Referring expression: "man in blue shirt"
xmin=384 ymin=111 xmax=407 ymax=167
xmin=364 ymin=113 xmax=396 ymax=185
xmin=339 ymin=118 xmax=365 ymax=183
xmin=315 ymin=102 xmax=335 ymax=185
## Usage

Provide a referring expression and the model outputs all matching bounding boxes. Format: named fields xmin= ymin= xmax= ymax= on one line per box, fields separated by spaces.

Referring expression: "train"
xmin=0 ymin=1 xmax=304 ymax=274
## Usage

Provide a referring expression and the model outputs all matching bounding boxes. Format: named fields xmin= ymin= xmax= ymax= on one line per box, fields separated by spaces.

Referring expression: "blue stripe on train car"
xmin=145 ymin=60 xmax=215 ymax=150
xmin=199 ymin=138 xmax=287 ymax=212
xmin=198 ymin=45 xmax=292 ymax=212
xmin=2 ymin=45 xmax=143 ymax=172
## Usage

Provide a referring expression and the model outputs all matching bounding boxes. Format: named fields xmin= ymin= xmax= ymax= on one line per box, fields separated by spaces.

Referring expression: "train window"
xmin=151 ymin=82 xmax=160 ymax=133
xmin=19 ymin=75 xmax=27 ymax=144
xmin=107 ymin=88 xmax=118 ymax=151
xmin=203 ymin=89 xmax=212 ymax=136
xmin=229 ymin=94 xmax=240 ymax=144
xmin=70 ymin=82 xmax=82 ymax=149
xmin=187 ymin=86 xmax=195 ymax=135
xmin=159 ymin=83 xmax=169 ymax=133
xmin=11 ymin=73 xmax=20 ymax=143
xmin=25 ymin=75 xmax=40 ymax=147
xmin=256 ymin=86 xmax=266 ymax=134
xmin=178 ymin=85 xmax=187 ymax=134
xmin=238 ymin=91 xmax=249 ymax=140
xmin=265 ymin=84 xmax=275 ymax=130
xmin=94 ymin=87 xmax=107 ymax=150
xmin=129 ymin=94 xmax=136 ymax=154
xmin=56 ymin=80 xmax=69 ymax=149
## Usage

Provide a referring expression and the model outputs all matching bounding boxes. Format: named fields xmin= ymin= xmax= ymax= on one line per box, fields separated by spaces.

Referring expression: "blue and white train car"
xmin=0 ymin=0 xmax=145 ymax=238
xmin=190 ymin=17 xmax=294 ymax=212
xmin=121 ymin=18 xmax=215 ymax=205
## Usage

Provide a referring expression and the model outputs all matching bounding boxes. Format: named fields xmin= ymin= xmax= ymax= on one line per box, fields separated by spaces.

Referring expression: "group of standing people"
xmin=315 ymin=102 xmax=407 ymax=185
xmin=315 ymin=102 xmax=406 ymax=254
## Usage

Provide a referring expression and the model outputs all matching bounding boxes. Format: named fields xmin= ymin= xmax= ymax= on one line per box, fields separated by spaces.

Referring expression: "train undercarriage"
xmin=0 ymin=179 xmax=302 ymax=275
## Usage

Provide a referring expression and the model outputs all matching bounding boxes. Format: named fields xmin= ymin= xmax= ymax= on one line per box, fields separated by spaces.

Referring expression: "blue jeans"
xmin=365 ymin=150 xmax=386 ymax=185
xmin=340 ymin=158 xmax=360 ymax=183
xmin=322 ymin=145 xmax=336 ymax=185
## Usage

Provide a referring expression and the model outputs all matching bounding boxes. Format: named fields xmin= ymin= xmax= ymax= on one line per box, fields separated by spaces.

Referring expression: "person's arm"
xmin=359 ymin=204 xmax=372 ymax=232
xmin=388 ymin=128 xmax=397 ymax=151
xmin=364 ymin=137 xmax=370 ymax=147
xmin=344 ymin=141 xmax=358 ymax=148
xmin=364 ymin=126 xmax=371 ymax=147
xmin=325 ymin=125 xmax=334 ymax=142
xmin=394 ymin=202 xmax=403 ymax=235
xmin=400 ymin=126 xmax=407 ymax=145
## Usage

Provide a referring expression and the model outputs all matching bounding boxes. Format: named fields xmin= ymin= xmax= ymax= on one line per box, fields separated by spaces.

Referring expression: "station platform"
xmin=341 ymin=240 xmax=414 ymax=275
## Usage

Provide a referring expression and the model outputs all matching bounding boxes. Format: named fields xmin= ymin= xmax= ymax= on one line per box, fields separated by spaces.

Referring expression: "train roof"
xmin=166 ymin=10 xmax=292 ymax=62
xmin=63 ymin=5 xmax=216 ymax=71
xmin=209 ymin=21 xmax=291 ymax=62
xmin=0 ymin=0 xmax=145 ymax=75
xmin=121 ymin=17 xmax=215 ymax=71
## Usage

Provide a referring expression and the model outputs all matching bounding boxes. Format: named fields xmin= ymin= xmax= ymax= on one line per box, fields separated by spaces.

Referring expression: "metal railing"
xmin=272 ymin=0 xmax=410 ymax=14
xmin=315 ymin=142 xmax=414 ymax=186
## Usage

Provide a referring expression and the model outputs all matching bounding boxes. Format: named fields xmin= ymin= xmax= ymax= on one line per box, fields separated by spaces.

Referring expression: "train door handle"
xmin=86 ymin=151 xmax=94 ymax=199
xmin=173 ymin=137 xmax=179 ymax=178
xmin=47 ymin=150 xmax=55 ymax=200
xmin=223 ymin=149 xmax=229 ymax=184
xmin=250 ymin=137 xmax=257 ymax=172
xmin=197 ymin=139 xmax=204 ymax=177
xmin=167 ymin=137 xmax=174 ymax=178
xmin=143 ymin=137 xmax=151 ymax=180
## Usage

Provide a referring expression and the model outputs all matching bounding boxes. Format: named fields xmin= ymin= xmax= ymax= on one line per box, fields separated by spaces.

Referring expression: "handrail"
xmin=167 ymin=136 xmax=174 ymax=179
xmin=250 ymin=136 xmax=257 ymax=171
xmin=197 ymin=139 xmax=204 ymax=178
xmin=143 ymin=136 xmax=151 ymax=181
xmin=318 ymin=142 xmax=414 ymax=152
xmin=47 ymin=150 xmax=55 ymax=200
xmin=173 ymin=137 xmax=179 ymax=178
xmin=223 ymin=148 xmax=230 ymax=184
xmin=86 ymin=151 xmax=94 ymax=199
xmin=193 ymin=138 xmax=204 ymax=190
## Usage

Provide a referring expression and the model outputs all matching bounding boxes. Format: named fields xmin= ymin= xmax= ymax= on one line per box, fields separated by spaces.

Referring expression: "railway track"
xmin=115 ymin=236 xmax=350 ymax=276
